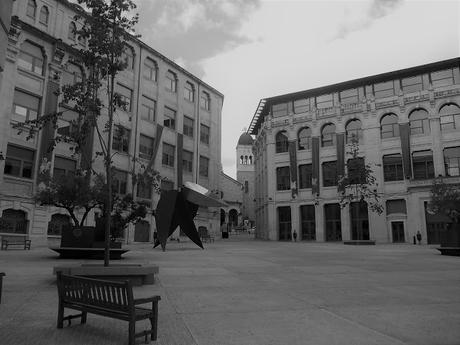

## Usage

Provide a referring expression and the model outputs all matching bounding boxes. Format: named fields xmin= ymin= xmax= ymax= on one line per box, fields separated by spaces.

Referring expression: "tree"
xmin=428 ymin=178 xmax=460 ymax=223
xmin=15 ymin=0 xmax=160 ymax=266
xmin=338 ymin=137 xmax=383 ymax=240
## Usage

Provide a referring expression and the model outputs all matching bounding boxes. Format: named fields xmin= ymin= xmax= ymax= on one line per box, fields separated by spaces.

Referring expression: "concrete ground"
xmin=1 ymin=235 xmax=459 ymax=345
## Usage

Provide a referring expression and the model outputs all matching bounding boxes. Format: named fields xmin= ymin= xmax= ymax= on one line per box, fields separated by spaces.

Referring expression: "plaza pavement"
xmin=1 ymin=234 xmax=460 ymax=345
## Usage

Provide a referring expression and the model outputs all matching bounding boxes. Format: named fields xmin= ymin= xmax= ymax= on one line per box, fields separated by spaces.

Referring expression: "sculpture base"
xmin=50 ymin=247 xmax=128 ymax=260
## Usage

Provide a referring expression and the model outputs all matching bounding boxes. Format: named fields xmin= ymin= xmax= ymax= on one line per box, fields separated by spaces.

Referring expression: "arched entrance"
xmin=134 ymin=220 xmax=150 ymax=242
xmin=0 ymin=209 xmax=28 ymax=234
xmin=48 ymin=214 xmax=72 ymax=236
xmin=228 ymin=209 xmax=238 ymax=228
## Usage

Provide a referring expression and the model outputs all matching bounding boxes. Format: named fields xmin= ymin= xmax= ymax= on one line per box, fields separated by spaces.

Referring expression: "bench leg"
xmin=57 ymin=302 xmax=64 ymax=329
xmin=128 ymin=320 xmax=135 ymax=345
xmin=150 ymin=301 xmax=158 ymax=341
xmin=81 ymin=311 xmax=87 ymax=324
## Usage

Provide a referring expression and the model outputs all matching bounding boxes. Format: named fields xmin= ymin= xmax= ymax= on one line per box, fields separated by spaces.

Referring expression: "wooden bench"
xmin=0 ymin=272 xmax=5 ymax=304
xmin=56 ymin=273 xmax=161 ymax=345
xmin=1 ymin=235 xmax=31 ymax=250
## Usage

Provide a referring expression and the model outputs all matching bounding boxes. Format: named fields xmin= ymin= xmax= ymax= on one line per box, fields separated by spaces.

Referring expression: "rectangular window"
xmin=412 ymin=150 xmax=434 ymax=180
xmin=18 ymin=42 xmax=43 ymax=75
xmin=13 ymin=90 xmax=40 ymax=121
xmin=200 ymin=124 xmax=210 ymax=145
xmin=162 ymin=142 xmax=175 ymax=167
xmin=4 ymin=145 xmax=34 ymax=179
xmin=347 ymin=157 xmax=365 ymax=184
xmin=139 ymin=134 xmax=155 ymax=160
xmin=374 ymin=81 xmax=395 ymax=98
xmin=53 ymin=156 xmax=76 ymax=178
xmin=199 ymin=155 xmax=209 ymax=177
xmin=316 ymin=94 xmax=334 ymax=109
xmin=276 ymin=166 xmax=291 ymax=190
xmin=141 ymin=96 xmax=156 ymax=122
xmin=143 ymin=58 xmax=157 ymax=81
xmin=183 ymin=150 xmax=193 ymax=173
xmin=184 ymin=82 xmax=194 ymax=102
xmin=116 ymin=84 xmax=132 ymax=112
xmin=444 ymin=147 xmax=460 ymax=177
xmin=57 ymin=110 xmax=78 ymax=137
xmin=164 ymin=106 xmax=176 ymax=129
xmin=112 ymin=169 xmax=128 ymax=195
xmin=383 ymin=154 xmax=404 ymax=181
xmin=440 ymin=115 xmax=456 ymax=131
xmin=112 ymin=127 xmax=130 ymax=153
xmin=298 ymin=164 xmax=312 ymax=189
xmin=183 ymin=116 xmax=194 ymax=137
xmin=431 ymin=69 xmax=454 ymax=87
xmin=166 ymin=70 xmax=177 ymax=92
xmin=340 ymin=88 xmax=359 ymax=104
xmin=322 ymin=161 xmax=337 ymax=187
xmin=137 ymin=181 xmax=152 ymax=199
xmin=401 ymin=75 xmax=423 ymax=93
xmin=293 ymin=99 xmax=310 ymax=114
xmin=272 ymin=103 xmax=288 ymax=117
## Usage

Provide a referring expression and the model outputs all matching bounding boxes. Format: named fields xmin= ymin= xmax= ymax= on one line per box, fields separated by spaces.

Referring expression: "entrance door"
xmin=350 ymin=201 xmax=369 ymax=240
xmin=325 ymin=204 xmax=342 ymax=241
xmin=134 ymin=220 xmax=150 ymax=242
xmin=300 ymin=205 xmax=316 ymax=240
xmin=278 ymin=206 xmax=291 ymax=241
xmin=391 ymin=221 xmax=405 ymax=243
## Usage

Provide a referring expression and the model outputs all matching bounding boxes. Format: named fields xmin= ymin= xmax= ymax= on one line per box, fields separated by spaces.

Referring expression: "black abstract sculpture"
xmin=154 ymin=182 xmax=226 ymax=251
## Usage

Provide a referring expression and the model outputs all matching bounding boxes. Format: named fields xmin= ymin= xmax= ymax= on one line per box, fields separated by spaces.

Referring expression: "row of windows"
xmin=275 ymin=147 xmax=460 ymax=190
xmin=271 ymin=68 xmax=457 ymax=116
xmin=275 ymin=103 xmax=460 ymax=153
xmin=240 ymin=155 xmax=253 ymax=165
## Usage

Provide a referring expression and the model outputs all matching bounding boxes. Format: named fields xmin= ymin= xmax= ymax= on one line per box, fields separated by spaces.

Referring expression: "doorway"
xmin=391 ymin=221 xmax=405 ymax=243
xmin=278 ymin=206 xmax=291 ymax=241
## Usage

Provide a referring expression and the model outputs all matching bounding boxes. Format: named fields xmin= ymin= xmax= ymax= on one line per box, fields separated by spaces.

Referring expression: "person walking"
xmin=416 ymin=231 xmax=422 ymax=245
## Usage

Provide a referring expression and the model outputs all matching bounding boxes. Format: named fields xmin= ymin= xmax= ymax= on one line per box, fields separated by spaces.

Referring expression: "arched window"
xmin=143 ymin=58 xmax=157 ymax=81
xmin=345 ymin=119 xmax=362 ymax=143
xmin=321 ymin=123 xmax=336 ymax=147
xmin=18 ymin=41 xmax=44 ymax=75
xmin=409 ymin=109 xmax=430 ymax=135
xmin=166 ymin=70 xmax=177 ymax=92
xmin=121 ymin=45 xmax=134 ymax=70
xmin=39 ymin=6 xmax=49 ymax=26
xmin=240 ymin=155 xmax=243 ymax=164
xmin=249 ymin=156 xmax=252 ymax=164
xmin=1 ymin=209 xmax=28 ymax=234
xmin=380 ymin=114 xmax=399 ymax=139
xmin=184 ymin=81 xmax=194 ymax=102
xmin=27 ymin=0 xmax=37 ymax=19
xmin=298 ymin=127 xmax=311 ymax=150
xmin=439 ymin=103 xmax=460 ymax=131
xmin=244 ymin=155 xmax=248 ymax=164
xmin=68 ymin=22 xmax=76 ymax=41
xmin=275 ymin=131 xmax=289 ymax=153
xmin=200 ymin=91 xmax=210 ymax=111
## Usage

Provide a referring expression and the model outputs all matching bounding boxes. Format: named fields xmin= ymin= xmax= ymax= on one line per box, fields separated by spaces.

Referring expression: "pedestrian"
xmin=293 ymin=230 xmax=297 ymax=242
xmin=416 ymin=231 xmax=422 ymax=245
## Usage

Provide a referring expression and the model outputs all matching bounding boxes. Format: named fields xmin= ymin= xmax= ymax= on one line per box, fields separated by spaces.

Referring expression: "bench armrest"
xmin=133 ymin=296 xmax=161 ymax=305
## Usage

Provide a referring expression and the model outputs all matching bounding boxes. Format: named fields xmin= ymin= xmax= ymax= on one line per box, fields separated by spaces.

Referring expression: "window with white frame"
xmin=162 ymin=142 xmax=175 ymax=167
xmin=163 ymin=106 xmax=176 ymax=129
xmin=18 ymin=41 xmax=44 ymax=75
xmin=13 ymin=89 xmax=40 ymax=122
xmin=184 ymin=81 xmax=194 ymax=102
xmin=143 ymin=58 xmax=157 ymax=81
xmin=140 ymin=96 xmax=156 ymax=122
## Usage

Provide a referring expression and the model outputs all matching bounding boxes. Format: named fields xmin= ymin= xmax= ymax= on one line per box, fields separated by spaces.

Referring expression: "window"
xmin=143 ymin=58 xmax=157 ymax=81
xmin=293 ymin=99 xmax=309 ymax=114
xmin=140 ymin=96 xmax=155 ymax=122
xmin=112 ymin=127 xmax=130 ymax=153
xmin=68 ymin=22 xmax=76 ymax=41
xmin=39 ymin=6 xmax=49 ymax=26
xmin=57 ymin=110 xmax=78 ymax=137
xmin=62 ymin=63 xmax=83 ymax=86
xmin=13 ymin=90 xmax=40 ymax=122
xmin=374 ymin=81 xmax=395 ymax=98
xmin=272 ymin=103 xmax=288 ymax=117
xmin=200 ymin=124 xmax=210 ymax=145
xmin=183 ymin=150 xmax=193 ymax=173
xmin=347 ymin=157 xmax=365 ymax=184
xmin=409 ymin=109 xmax=430 ymax=135
xmin=18 ymin=41 xmax=43 ymax=75
xmin=139 ymin=134 xmax=155 ymax=160
xmin=183 ymin=116 xmax=194 ymax=137
xmin=77 ymin=34 xmax=86 ymax=47
xmin=444 ymin=147 xmax=460 ymax=176
xmin=316 ymin=94 xmax=334 ymax=109
xmin=321 ymin=123 xmax=336 ymax=147
xmin=298 ymin=164 xmax=312 ymax=189
xmin=121 ymin=45 xmax=134 ymax=70
xmin=4 ymin=145 xmax=34 ymax=179
xmin=1 ymin=209 xmax=28 ymax=234
xmin=137 ymin=181 xmax=152 ymax=199
xmin=383 ymin=154 xmax=404 ymax=181
xmin=116 ymin=84 xmax=132 ymax=112
xmin=412 ymin=150 xmax=434 ymax=180
xmin=112 ymin=169 xmax=128 ymax=194
xmin=164 ymin=106 xmax=176 ymax=129
xmin=162 ymin=143 xmax=175 ymax=167
xmin=53 ymin=156 xmax=76 ymax=178
xmin=340 ymin=88 xmax=359 ymax=104
xmin=298 ymin=127 xmax=311 ymax=150
xmin=345 ymin=119 xmax=362 ymax=143
xmin=322 ymin=161 xmax=337 ymax=187
xmin=380 ymin=114 xmax=399 ymax=139
xmin=184 ymin=82 xmax=194 ymax=102
xmin=200 ymin=91 xmax=210 ymax=111
xmin=402 ymin=75 xmax=423 ymax=93
xmin=386 ymin=199 xmax=407 ymax=215
xmin=199 ymin=155 xmax=209 ymax=177
xmin=276 ymin=166 xmax=290 ymax=190
xmin=431 ymin=69 xmax=454 ymax=87
xmin=27 ymin=0 xmax=36 ymax=19
xmin=165 ymin=70 xmax=177 ymax=92
xmin=275 ymin=131 xmax=289 ymax=153
xmin=439 ymin=104 xmax=460 ymax=131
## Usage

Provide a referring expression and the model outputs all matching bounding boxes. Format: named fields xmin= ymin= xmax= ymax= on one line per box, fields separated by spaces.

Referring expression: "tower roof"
xmin=237 ymin=133 xmax=254 ymax=146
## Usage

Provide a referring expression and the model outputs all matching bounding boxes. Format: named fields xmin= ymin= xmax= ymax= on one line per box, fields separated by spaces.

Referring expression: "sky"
xmin=134 ymin=0 xmax=460 ymax=179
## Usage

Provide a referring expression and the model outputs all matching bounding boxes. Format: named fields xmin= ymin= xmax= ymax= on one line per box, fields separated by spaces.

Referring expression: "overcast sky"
xmin=135 ymin=0 xmax=460 ymax=179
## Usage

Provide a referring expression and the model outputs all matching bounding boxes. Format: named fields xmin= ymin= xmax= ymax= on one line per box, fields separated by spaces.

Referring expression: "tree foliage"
xmin=428 ymin=177 xmax=460 ymax=223
xmin=337 ymin=137 xmax=384 ymax=215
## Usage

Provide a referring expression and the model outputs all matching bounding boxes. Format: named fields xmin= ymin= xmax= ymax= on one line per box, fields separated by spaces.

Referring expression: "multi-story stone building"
xmin=249 ymin=58 xmax=460 ymax=244
xmin=0 ymin=0 xmax=224 ymax=245
xmin=236 ymin=132 xmax=255 ymax=227
xmin=219 ymin=171 xmax=243 ymax=231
